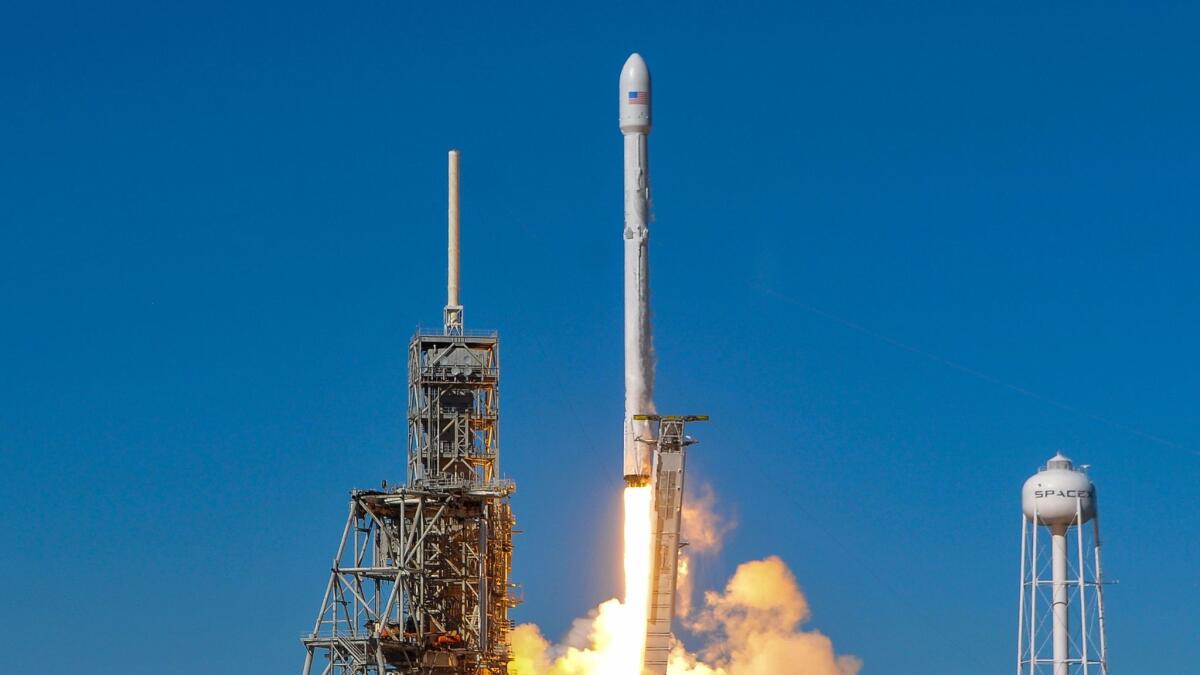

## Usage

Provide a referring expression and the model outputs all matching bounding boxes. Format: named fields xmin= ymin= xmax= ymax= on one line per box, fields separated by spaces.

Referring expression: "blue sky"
xmin=2 ymin=2 xmax=1197 ymax=672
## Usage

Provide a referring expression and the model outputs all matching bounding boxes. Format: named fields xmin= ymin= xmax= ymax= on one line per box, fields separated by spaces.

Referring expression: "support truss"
xmin=304 ymin=332 xmax=518 ymax=674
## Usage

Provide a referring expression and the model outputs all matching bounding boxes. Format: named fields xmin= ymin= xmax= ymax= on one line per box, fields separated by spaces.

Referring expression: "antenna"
xmin=445 ymin=149 xmax=464 ymax=334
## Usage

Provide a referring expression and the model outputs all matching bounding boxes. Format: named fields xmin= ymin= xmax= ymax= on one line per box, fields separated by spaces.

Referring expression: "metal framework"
xmin=1016 ymin=497 xmax=1109 ymax=675
xmin=303 ymin=331 xmax=518 ymax=675
xmin=636 ymin=414 xmax=707 ymax=674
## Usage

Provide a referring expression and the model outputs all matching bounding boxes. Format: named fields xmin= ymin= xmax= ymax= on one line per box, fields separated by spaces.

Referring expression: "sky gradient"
xmin=2 ymin=2 xmax=1198 ymax=672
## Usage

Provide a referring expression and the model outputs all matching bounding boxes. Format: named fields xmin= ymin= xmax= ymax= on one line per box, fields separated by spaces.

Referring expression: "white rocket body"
xmin=621 ymin=53 xmax=655 ymax=485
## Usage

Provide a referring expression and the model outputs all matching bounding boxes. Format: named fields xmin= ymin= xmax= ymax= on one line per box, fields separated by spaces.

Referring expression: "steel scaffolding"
xmin=302 ymin=330 xmax=518 ymax=675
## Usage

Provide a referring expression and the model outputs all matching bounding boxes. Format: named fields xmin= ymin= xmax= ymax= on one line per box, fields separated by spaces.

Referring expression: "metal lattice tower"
xmin=302 ymin=151 xmax=518 ymax=675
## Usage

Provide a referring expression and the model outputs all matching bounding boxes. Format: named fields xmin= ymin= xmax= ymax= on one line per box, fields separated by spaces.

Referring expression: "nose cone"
xmin=619 ymin=53 xmax=651 ymax=134
xmin=621 ymin=53 xmax=650 ymax=91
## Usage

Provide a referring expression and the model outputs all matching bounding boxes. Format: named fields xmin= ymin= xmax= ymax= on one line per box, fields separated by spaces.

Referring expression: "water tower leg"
xmin=1016 ymin=516 xmax=1027 ymax=675
xmin=1076 ymin=499 xmax=1090 ymax=675
xmin=1052 ymin=525 xmax=1069 ymax=675
xmin=1092 ymin=518 xmax=1109 ymax=675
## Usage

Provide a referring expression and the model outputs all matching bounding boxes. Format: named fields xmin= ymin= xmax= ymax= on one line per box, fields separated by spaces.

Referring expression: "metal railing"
xmin=416 ymin=476 xmax=516 ymax=493
xmin=413 ymin=325 xmax=498 ymax=339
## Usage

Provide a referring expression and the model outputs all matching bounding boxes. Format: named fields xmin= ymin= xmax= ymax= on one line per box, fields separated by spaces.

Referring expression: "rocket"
xmin=620 ymin=53 xmax=655 ymax=487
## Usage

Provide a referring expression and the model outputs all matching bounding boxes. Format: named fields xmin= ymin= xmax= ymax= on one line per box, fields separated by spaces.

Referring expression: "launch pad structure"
xmin=640 ymin=415 xmax=707 ymax=673
xmin=303 ymin=54 xmax=703 ymax=674
xmin=301 ymin=150 xmax=518 ymax=675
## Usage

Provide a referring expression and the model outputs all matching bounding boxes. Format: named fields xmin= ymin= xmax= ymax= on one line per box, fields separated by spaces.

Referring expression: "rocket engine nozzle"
xmin=624 ymin=474 xmax=651 ymax=488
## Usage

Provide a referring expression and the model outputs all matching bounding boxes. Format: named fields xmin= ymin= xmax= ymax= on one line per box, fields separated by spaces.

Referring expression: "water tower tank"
xmin=1021 ymin=452 xmax=1096 ymax=528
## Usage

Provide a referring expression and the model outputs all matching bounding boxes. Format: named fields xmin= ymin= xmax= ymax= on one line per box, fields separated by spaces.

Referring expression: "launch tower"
xmin=301 ymin=151 xmax=518 ymax=675
xmin=638 ymin=414 xmax=707 ymax=673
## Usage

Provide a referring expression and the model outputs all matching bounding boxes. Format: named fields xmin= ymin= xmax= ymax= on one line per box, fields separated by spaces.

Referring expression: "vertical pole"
xmin=331 ymin=567 xmax=339 ymax=661
xmin=373 ymin=502 xmax=381 ymax=624
xmin=1017 ymin=515 xmax=1028 ymax=675
xmin=398 ymin=498 xmax=406 ymax=628
xmin=1051 ymin=525 xmax=1069 ymax=675
xmin=1029 ymin=506 xmax=1038 ymax=675
xmin=1076 ymin=499 xmax=1090 ymax=675
xmin=353 ymin=520 xmax=360 ymax=637
xmin=445 ymin=149 xmax=463 ymax=333
xmin=1093 ymin=518 xmax=1108 ymax=675
xmin=480 ymin=504 xmax=489 ymax=651
xmin=419 ymin=505 xmax=427 ymax=637
xmin=448 ymin=149 xmax=460 ymax=308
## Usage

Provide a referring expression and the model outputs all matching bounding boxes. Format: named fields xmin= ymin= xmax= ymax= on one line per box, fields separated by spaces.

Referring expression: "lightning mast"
xmin=302 ymin=150 xmax=518 ymax=675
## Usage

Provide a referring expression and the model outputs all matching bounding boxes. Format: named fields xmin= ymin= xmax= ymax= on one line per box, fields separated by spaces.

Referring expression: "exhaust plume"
xmin=511 ymin=555 xmax=859 ymax=675
xmin=680 ymin=556 xmax=862 ymax=675
xmin=511 ymin=483 xmax=859 ymax=675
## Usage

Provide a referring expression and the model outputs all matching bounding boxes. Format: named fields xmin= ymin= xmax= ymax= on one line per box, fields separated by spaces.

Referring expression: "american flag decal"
xmin=628 ymin=90 xmax=649 ymax=105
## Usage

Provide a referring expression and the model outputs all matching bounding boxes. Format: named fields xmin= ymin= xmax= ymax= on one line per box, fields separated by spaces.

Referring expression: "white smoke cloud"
xmin=681 ymin=556 xmax=862 ymax=675
xmin=677 ymin=483 xmax=735 ymax=618
xmin=511 ymin=483 xmax=858 ymax=675
xmin=512 ymin=556 xmax=859 ymax=675
xmin=681 ymin=483 xmax=734 ymax=555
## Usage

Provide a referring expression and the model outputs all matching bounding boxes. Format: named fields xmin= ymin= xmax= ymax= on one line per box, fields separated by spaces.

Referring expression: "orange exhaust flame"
xmin=510 ymin=486 xmax=860 ymax=675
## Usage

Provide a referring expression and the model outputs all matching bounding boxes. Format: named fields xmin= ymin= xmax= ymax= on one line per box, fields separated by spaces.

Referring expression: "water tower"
xmin=1016 ymin=453 xmax=1109 ymax=674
